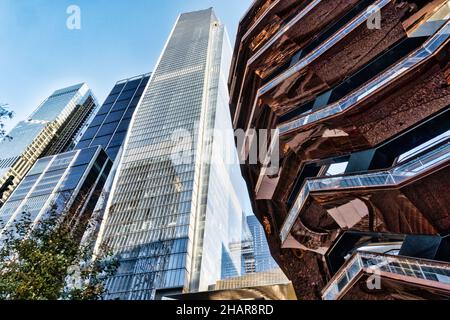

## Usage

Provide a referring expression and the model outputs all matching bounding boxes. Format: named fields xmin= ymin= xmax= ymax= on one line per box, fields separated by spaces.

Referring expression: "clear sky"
xmin=0 ymin=0 xmax=252 ymax=132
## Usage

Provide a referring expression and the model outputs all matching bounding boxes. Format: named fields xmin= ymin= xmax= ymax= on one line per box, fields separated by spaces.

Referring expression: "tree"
xmin=0 ymin=207 xmax=119 ymax=300
xmin=0 ymin=104 xmax=13 ymax=140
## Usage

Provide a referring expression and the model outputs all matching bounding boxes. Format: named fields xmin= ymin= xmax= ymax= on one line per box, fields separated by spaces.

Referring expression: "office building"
xmin=0 ymin=84 xmax=97 ymax=206
xmin=229 ymin=0 xmax=450 ymax=299
xmin=75 ymin=74 xmax=150 ymax=161
xmin=0 ymin=146 xmax=112 ymax=241
xmin=222 ymin=214 xmax=280 ymax=279
xmin=247 ymin=215 xmax=279 ymax=272
xmin=94 ymin=9 xmax=246 ymax=300
xmin=0 ymin=75 xmax=150 ymax=244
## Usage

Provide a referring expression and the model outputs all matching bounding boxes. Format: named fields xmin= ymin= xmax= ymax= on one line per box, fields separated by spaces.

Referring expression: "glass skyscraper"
xmin=75 ymin=74 xmax=150 ymax=161
xmin=95 ymin=9 xmax=246 ymax=300
xmin=246 ymin=215 xmax=279 ymax=273
xmin=0 ymin=146 xmax=112 ymax=242
xmin=0 ymin=75 xmax=150 ymax=247
xmin=0 ymin=84 xmax=97 ymax=206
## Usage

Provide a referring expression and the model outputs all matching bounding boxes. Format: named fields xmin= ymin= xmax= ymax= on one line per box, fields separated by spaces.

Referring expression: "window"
xmin=81 ymin=126 xmax=100 ymax=140
xmin=123 ymin=107 xmax=136 ymax=120
xmin=106 ymin=147 xmax=120 ymax=160
xmin=111 ymin=100 xmax=130 ymax=112
xmin=104 ymin=110 xmax=126 ymax=124
xmin=116 ymin=119 xmax=131 ymax=133
xmin=89 ymin=114 xmax=107 ymax=127
xmin=117 ymin=89 xmax=136 ymax=101
xmin=110 ymin=83 xmax=126 ymax=95
xmin=58 ymin=165 xmax=88 ymax=192
xmin=91 ymin=135 xmax=112 ymax=148
xmin=109 ymin=131 xmax=127 ymax=148
xmin=97 ymin=122 xmax=119 ymax=137
xmin=97 ymin=103 xmax=114 ymax=115
xmin=124 ymin=79 xmax=141 ymax=91
xmin=76 ymin=139 xmax=91 ymax=149
xmin=73 ymin=147 xmax=97 ymax=166
xmin=103 ymin=94 xmax=120 ymax=105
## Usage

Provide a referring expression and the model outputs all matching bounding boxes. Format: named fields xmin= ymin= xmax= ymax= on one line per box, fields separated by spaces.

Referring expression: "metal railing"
xmin=322 ymin=251 xmax=450 ymax=300
xmin=279 ymin=19 xmax=450 ymax=135
xmin=280 ymin=141 xmax=450 ymax=243
xmin=259 ymin=0 xmax=391 ymax=95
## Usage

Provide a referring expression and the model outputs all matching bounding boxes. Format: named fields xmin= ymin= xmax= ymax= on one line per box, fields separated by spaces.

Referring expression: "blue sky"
xmin=0 ymin=0 xmax=252 ymax=132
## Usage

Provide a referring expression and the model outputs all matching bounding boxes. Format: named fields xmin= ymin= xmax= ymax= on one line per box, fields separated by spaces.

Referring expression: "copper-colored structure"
xmin=229 ymin=0 xmax=450 ymax=299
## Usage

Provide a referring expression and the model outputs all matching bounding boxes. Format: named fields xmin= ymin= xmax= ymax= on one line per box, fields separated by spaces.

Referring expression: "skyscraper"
xmin=0 ymin=146 xmax=113 ymax=241
xmin=0 ymin=84 xmax=97 ymax=206
xmin=246 ymin=215 xmax=279 ymax=273
xmin=0 ymin=75 xmax=150 ymax=246
xmin=75 ymin=74 xmax=151 ymax=161
xmin=94 ymin=9 xmax=245 ymax=300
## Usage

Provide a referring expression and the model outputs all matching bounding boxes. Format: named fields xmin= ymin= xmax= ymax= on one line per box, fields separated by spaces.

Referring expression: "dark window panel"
xmin=104 ymin=110 xmax=126 ymax=124
xmin=103 ymin=93 xmax=120 ymax=105
xmin=110 ymin=83 xmax=126 ymax=95
xmin=117 ymin=89 xmax=136 ymax=101
xmin=109 ymin=131 xmax=127 ymax=148
xmin=91 ymin=136 xmax=112 ymax=148
xmin=124 ymin=79 xmax=141 ymax=91
xmin=116 ymin=119 xmax=131 ymax=133
xmin=73 ymin=148 xmax=98 ymax=166
xmin=97 ymin=103 xmax=114 ymax=115
xmin=130 ymin=96 xmax=142 ymax=108
xmin=106 ymin=146 xmax=120 ymax=161
xmin=80 ymin=126 xmax=100 ymax=140
xmin=89 ymin=114 xmax=107 ymax=127
xmin=58 ymin=165 xmax=89 ymax=192
xmin=76 ymin=139 xmax=92 ymax=149
xmin=97 ymin=122 xmax=119 ymax=137
xmin=122 ymin=107 xmax=136 ymax=120
xmin=111 ymin=100 xmax=131 ymax=112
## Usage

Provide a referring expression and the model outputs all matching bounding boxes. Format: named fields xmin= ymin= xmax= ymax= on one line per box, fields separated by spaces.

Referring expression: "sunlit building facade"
xmin=0 ymin=84 xmax=97 ymax=206
xmin=0 ymin=75 xmax=151 ymax=246
xmin=0 ymin=146 xmax=112 ymax=242
xmin=229 ymin=0 xmax=450 ymax=299
xmin=95 ymin=9 xmax=246 ymax=300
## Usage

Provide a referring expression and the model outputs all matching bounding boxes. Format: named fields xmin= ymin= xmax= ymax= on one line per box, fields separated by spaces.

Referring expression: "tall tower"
xmin=95 ymin=9 xmax=244 ymax=300
xmin=0 ymin=84 xmax=97 ymax=206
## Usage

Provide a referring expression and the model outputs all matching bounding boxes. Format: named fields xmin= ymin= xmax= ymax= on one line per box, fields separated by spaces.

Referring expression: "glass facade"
xmin=0 ymin=146 xmax=112 ymax=241
xmin=75 ymin=74 xmax=150 ymax=161
xmin=222 ymin=214 xmax=280 ymax=279
xmin=95 ymin=9 xmax=246 ymax=300
xmin=246 ymin=215 xmax=280 ymax=273
xmin=0 ymin=83 xmax=97 ymax=205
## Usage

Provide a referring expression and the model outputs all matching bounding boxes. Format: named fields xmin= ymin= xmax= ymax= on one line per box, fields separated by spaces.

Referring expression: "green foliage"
xmin=0 ymin=209 xmax=118 ymax=300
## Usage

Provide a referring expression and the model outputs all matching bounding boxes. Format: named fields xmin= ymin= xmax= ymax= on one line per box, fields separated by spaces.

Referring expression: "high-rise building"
xmin=222 ymin=214 xmax=280 ymax=279
xmin=94 ymin=9 xmax=246 ymax=300
xmin=229 ymin=0 xmax=450 ymax=299
xmin=0 ymin=146 xmax=112 ymax=241
xmin=247 ymin=215 xmax=279 ymax=273
xmin=75 ymin=74 xmax=150 ymax=161
xmin=77 ymin=74 xmax=150 ymax=245
xmin=0 ymin=84 xmax=97 ymax=206
xmin=0 ymin=75 xmax=150 ymax=246
xmin=41 ymin=95 xmax=97 ymax=157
